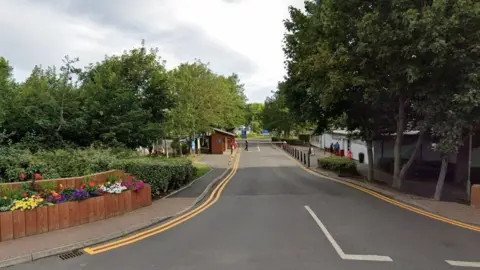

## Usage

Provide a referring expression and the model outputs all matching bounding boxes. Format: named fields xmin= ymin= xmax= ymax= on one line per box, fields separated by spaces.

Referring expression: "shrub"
xmin=0 ymin=147 xmax=137 ymax=182
xmin=110 ymin=157 xmax=196 ymax=198
xmin=298 ymin=134 xmax=310 ymax=142
xmin=271 ymin=136 xmax=280 ymax=142
xmin=283 ymin=139 xmax=305 ymax=145
xmin=318 ymin=156 xmax=357 ymax=175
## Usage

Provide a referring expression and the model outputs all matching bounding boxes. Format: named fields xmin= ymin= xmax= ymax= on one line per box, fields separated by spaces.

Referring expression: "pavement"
xmin=6 ymin=144 xmax=480 ymax=269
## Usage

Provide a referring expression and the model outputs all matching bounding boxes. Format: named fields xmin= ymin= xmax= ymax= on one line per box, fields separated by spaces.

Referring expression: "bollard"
xmin=308 ymin=154 xmax=310 ymax=167
xmin=303 ymin=153 xmax=306 ymax=165
xmin=300 ymin=151 xmax=303 ymax=162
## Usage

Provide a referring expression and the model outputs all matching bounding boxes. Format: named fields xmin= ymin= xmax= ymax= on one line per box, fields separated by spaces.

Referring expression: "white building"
xmin=310 ymin=130 xmax=480 ymax=167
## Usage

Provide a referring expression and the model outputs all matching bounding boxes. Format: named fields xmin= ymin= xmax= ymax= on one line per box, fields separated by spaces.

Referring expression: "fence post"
xmin=308 ymin=154 xmax=311 ymax=167
xmin=303 ymin=153 xmax=306 ymax=165
xmin=300 ymin=151 xmax=303 ymax=162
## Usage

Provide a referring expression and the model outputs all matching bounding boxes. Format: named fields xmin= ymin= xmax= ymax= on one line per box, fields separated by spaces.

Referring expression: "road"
xmin=9 ymin=144 xmax=480 ymax=270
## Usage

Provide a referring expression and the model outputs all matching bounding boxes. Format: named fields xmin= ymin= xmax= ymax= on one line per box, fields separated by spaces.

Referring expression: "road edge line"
xmin=273 ymin=144 xmax=480 ymax=233
xmin=0 ymin=157 xmax=233 ymax=268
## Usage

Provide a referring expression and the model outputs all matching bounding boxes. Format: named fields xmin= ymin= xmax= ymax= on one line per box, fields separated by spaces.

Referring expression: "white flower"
xmin=100 ymin=182 xmax=127 ymax=194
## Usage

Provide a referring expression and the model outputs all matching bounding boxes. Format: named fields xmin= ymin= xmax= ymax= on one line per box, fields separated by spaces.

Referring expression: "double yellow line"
xmin=84 ymin=151 xmax=241 ymax=255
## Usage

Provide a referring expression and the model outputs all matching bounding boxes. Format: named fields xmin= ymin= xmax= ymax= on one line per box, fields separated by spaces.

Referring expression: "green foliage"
xmin=0 ymin=147 xmax=138 ymax=183
xmin=110 ymin=158 xmax=196 ymax=198
xmin=164 ymin=61 xmax=246 ymax=139
xmin=171 ymin=140 xmax=189 ymax=155
xmin=245 ymin=103 xmax=264 ymax=133
xmin=318 ymin=156 xmax=357 ymax=175
xmin=0 ymin=41 xmax=247 ymax=150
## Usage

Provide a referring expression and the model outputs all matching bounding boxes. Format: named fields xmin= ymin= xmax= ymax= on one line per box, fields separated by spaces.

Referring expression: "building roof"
xmin=213 ymin=128 xmax=235 ymax=137
xmin=330 ymin=129 xmax=420 ymax=136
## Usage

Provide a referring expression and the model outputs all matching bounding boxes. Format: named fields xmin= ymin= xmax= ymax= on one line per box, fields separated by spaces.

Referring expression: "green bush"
xmin=298 ymin=134 xmax=310 ymax=142
xmin=318 ymin=156 xmax=357 ymax=174
xmin=110 ymin=157 xmax=196 ymax=198
xmin=0 ymin=147 xmax=137 ymax=182
xmin=283 ymin=139 xmax=305 ymax=145
xmin=271 ymin=136 xmax=280 ymax=142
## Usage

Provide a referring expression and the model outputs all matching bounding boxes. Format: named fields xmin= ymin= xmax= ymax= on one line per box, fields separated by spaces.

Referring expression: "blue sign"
xmin=263 ymin=130 xmax=270 ymax=135
xmin=241 ymin=129 xmax=247 ymax=139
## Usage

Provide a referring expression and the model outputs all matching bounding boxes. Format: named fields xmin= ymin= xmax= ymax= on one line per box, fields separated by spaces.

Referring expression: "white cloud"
xmin=0 ymin=0 xmax=305 ymax=102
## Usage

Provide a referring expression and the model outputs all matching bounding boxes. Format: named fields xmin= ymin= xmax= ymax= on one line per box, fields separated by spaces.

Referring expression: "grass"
xmin=194 ymin=162 xmax=212 ymax=178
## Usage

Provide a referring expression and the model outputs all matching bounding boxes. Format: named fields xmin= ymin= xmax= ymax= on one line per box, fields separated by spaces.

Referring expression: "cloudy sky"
xmin=0 ymin=0 xmax=305 ymax=103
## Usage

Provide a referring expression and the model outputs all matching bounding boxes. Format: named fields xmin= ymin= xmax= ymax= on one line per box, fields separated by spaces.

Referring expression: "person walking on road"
xmin=334 ymin=141 xmax=340 ymax=156
xmin=245 ymin=140 xmax=249 ymax=151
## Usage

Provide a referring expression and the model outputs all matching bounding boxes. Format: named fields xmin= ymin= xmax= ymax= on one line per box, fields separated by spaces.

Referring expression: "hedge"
xmin=318 ymin=156 xmax=357 ymax=175
xmin=0 ymin=147 xmax=139 ymax=183
xmin=110 ymin=158 xmax=196 ymax=198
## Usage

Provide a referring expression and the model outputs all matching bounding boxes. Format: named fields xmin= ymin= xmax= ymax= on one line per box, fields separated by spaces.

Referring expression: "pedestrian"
xmin=329 ymin=143 xmax=334 ymax=154
xmin=334 ymin=141 xmax=340 ymax=156
xmin=347 ymin=149 xmax=352 ymax=160
xmin=191 ymin=139 xmax=196 ymax=157
xmin=245 ymin=140 xmax=249 ymax=151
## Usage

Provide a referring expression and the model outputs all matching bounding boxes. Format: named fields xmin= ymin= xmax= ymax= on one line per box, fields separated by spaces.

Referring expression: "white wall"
xmin=315 ymin=133 xmax=371 ymax=164
xmin=373 ymin=138 xmax=480 ymax=168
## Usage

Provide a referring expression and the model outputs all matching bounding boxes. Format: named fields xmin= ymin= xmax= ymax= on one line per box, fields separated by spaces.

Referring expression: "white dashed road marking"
xmin=304 ymin=205 xmax=393 ymax=262
xmin=446 ymin=260 xmax=480 ymax=268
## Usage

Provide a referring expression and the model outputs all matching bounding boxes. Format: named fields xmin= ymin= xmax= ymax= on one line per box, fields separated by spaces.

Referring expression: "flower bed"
xmin=0 ymin=173 xmax=151 ymax=242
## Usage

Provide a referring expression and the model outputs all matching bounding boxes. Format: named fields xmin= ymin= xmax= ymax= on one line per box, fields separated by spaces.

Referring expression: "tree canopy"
xmin=0 ymin=42 xmax=247 ymax=150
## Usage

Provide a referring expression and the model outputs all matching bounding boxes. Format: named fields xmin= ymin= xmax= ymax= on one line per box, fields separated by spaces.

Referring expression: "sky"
xmin=0 ymin=0 xmax=305 ymax=103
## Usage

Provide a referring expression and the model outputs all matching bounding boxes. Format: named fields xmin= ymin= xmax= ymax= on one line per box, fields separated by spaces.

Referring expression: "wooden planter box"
xmin=0 ymin=185 xmax=151 ymax=242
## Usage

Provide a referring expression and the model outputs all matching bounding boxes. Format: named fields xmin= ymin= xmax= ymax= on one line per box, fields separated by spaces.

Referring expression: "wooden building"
xmin=210 ymin=128 xmax=236 ymax=154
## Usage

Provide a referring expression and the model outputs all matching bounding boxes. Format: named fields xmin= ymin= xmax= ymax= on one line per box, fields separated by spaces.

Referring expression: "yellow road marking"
xmin=279 ymin=145 xmax=480 ymax=233
xmin=84 ymin=151 xmax=241 ymax=255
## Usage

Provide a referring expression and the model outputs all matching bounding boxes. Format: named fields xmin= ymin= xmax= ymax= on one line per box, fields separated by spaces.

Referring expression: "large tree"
xmin=165 ymin=61 xmax=246 ymax=139
xmin=78 ymin=42 xmax=172 ymax=148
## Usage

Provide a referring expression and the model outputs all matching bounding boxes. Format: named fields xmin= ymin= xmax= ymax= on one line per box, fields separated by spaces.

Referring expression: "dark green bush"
xmin=283 ymin=139 xmax=305 ymax=145
xmin=110 ymin=157 xmax=196 ymax=198
xmin=318 ymin=156 xmax=357 ymax=174
xmin=271 ymin=136 xmax=280 ymax=142
xmin=298 ymin=134 xmax=310 ymax=142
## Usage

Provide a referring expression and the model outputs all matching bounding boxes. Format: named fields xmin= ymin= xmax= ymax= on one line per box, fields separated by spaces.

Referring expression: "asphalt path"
xmin=9 ymin=144 xmax=480 ymax=270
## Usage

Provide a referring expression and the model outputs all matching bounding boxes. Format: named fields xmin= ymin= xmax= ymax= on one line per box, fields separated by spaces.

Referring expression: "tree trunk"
xmin=434 ymin=155 xmax=449 ymax=200
xmin=366 ymin=139 xmax=374 ymax=182
xmin=398 ymin=129 xmax=425 ymax=184
xmin=164 ymin=138 xmax=169 ymax=158
xmin=454 ymin=135 xmax=470 ymax=185
xmin=393 ymin=95 xmax=406 ymax=189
